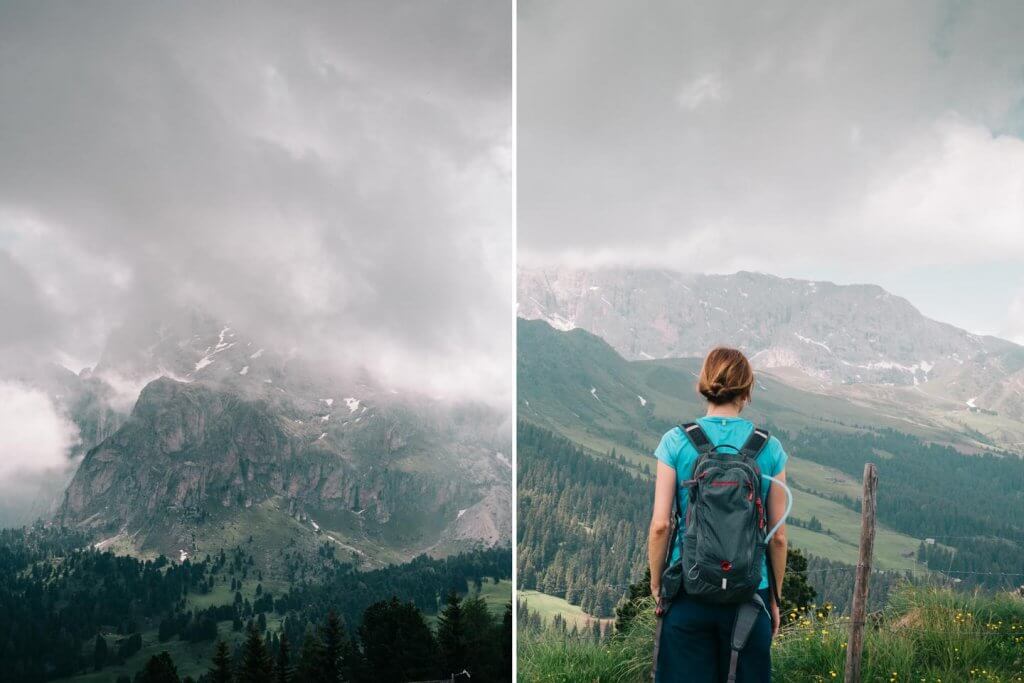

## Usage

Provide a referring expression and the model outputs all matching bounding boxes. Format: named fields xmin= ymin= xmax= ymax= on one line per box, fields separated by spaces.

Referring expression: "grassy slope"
xmin=519 ymin=590 xmax=613 ymax=631
xmin=518 ymin=319 xmax=1024 ymax=461
xmin=784 ymin=465 xmax=920 ymax=570
xmin=474 ymin=579 xmax=514 ymax=617
xmin=109 ymin=496 xmax=414 ymax=584
xmin=521 ymin=321 xmax=933 ymax=460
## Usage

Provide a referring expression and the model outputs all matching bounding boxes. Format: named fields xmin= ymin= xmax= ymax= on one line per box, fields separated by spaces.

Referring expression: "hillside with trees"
xmin=0 ymin=527 xmax=511 ymax=682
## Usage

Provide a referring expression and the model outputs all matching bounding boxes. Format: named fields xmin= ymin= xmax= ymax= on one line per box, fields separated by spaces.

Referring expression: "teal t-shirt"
xmin=654 ymin=416 xmax=789 ymax=590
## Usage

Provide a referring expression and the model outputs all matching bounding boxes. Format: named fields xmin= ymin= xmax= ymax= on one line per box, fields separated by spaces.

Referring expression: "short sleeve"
xmin=768 ymin=435 xmax=788 ymax=476
xmin=654 ymin=429 xmax=681 ymax=470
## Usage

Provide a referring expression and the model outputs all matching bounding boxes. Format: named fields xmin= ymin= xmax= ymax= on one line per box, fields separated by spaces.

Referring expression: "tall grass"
xmin=518 ymin=588 xmax=1024 ymax=682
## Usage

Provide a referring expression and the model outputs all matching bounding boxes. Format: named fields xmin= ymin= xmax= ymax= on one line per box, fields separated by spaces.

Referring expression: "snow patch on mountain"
xmin=214 ymin=327 xmax=232 ymax=351
xmin=93 ymin=532 xmax=128 ymax=551
xmin=546 ymin=313 xmax=576 ymax=332
xmin=842 ymin=359 xmax=935 ymax=376
xmin=794 ymin=332 xmax=832 ymax=354
xmin=194 ymin=331 xmax=236 ymax=372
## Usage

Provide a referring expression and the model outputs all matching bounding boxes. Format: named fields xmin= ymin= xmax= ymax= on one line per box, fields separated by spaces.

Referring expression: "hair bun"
xmin=697 ymin=347 xmax=754 ymax=405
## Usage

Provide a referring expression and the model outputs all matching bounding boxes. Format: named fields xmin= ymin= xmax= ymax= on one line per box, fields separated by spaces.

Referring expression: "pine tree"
xmin=237 ymin=621 xmax=273 ymax=683
xmin=501 ymin=602 xmax=512 ymax=679
xmin=294 ymin=629 xmax=325 ymax=682
xmin=437 ymin=591 xmax=466 ymax=677
xmin=360 ymin=598 xmax=437 ymax=682
xmin=461 ymin=596 xmax=500 ymax=680
xmin=209 ymin=640 xmax=233 ymax=683
xmin=613 ymin=568 xmax=651 ymax=636
xmin=780 ymin=547 xmax=817 ymax=623
xmin=320 ymin=610 xmax=344 ymax=682
xmin=136 ymin=652 xmax=180 ymax=683
xmin=93 ymin=633 xmax=108 ymax=671
xmin=274 ymin=632 xmax=292 ymax=683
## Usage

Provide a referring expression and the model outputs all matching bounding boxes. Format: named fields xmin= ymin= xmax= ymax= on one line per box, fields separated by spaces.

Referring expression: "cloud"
xmin=0 ymin=381 xmax=79 ymax=480
xmin=0 ymin=1 xmax=513 ymax=405
xmin=0 ymin=381 xmax=81 ymax=524
xmin=0 ymin=248 xmax=60 ymax=356
xmin=858 ymin=119 xmax=1024 ymax=267
xmin=1003 ymin=290 xmax=1024 ymax=345
xmin=94 ymin=371 xmax=169 ymax=414
xmin=518 ymin=0 xmax=1024 ymax=332
xmin=676 ymin=73 xmax=726 ymax=110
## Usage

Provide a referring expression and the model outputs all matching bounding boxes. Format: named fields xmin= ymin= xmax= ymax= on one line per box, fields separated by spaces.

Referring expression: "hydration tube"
xmin=761 ymin=474 xmax=793 ymax=542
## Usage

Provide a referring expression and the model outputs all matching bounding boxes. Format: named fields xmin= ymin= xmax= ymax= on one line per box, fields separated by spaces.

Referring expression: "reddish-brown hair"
xmin=698 ymin=347 xmax=754 ymax=405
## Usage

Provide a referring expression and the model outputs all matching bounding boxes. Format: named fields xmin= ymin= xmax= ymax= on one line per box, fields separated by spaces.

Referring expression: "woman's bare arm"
xmin=648 ymin=461 xmax=678 ymax=596
xmin=766 ymin=468 xmax=788 ymax=634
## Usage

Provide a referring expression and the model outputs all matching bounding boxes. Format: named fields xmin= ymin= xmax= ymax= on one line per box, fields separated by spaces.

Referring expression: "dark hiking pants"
xmin=655 ymin=588 xmax=772 ymax=682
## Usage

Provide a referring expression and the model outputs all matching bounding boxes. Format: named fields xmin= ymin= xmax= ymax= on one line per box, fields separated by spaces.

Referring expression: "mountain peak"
xmin=518 ymin=266 xmax=1024 ymax=421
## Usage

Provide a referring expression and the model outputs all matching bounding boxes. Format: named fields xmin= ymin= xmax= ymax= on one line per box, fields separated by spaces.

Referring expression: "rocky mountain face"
xmin=55 ymin=313 xmax=511 ymax=567
xmin=518 ymin=267 xmax=1024 ymax=420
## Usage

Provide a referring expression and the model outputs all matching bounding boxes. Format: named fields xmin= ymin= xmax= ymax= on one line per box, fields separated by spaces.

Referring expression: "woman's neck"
xmin=706 ymin=402 xmax=742 ymax=418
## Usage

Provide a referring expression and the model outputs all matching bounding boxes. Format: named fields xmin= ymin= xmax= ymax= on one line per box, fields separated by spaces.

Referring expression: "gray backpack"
xmin=653 ymin=422 xmax=778 ymax=682
xmin=660 ymin=422 xmax=770 ymax=605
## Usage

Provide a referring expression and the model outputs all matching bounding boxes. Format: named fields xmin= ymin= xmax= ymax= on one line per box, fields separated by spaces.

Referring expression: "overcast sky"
xmin=0 ymin=1 xmax=513 ymax=399
xmin=0 ymin=1 xmax=511 ymax=511
xmin=519 ymin=0 xmax=1024 ymax=343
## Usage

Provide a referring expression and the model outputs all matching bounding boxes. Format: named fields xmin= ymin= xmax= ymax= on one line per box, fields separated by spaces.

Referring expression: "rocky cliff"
xmin=58 ymin=319 xmax=511 ymax=568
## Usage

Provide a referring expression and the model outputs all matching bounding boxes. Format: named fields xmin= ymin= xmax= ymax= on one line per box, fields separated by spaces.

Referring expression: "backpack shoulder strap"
xmin=739 ymin=427 xmax=770 ymax=459
xmin=679 ymin=422 xmax=714 ymax=455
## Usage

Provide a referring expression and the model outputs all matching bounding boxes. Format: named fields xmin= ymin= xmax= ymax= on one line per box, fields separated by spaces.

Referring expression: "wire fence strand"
xmin=519 ymin=567 xmax=1024 ymax=595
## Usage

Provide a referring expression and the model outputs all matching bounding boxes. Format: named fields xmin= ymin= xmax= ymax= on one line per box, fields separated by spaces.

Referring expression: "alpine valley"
xmin=516 ymin=267 xmax=1024 ymax=623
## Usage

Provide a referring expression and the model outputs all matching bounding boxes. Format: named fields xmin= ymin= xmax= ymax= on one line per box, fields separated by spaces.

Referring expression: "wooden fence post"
xmin=844 ymin=462 xmax=878 ymax=683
